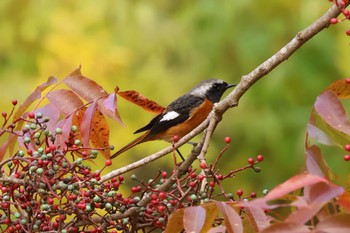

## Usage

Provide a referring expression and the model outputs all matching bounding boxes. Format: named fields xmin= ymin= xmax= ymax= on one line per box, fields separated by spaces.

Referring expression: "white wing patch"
xmin=160 ymin=111 xmax=180 ymax=122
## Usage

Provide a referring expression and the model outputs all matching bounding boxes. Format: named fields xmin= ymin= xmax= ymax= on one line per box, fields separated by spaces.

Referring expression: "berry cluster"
xmin=0 ymin=100 xmax=265 ymax=232
xmin=329 ymin=0 xmax=350 ymax=35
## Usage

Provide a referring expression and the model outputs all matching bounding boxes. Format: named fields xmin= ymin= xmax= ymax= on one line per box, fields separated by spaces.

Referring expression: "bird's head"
xmin=189 ymin=79 xmax=235 ymax=103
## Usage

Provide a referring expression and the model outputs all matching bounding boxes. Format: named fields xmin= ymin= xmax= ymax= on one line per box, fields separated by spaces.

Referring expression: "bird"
xmin=110 ymin=79 xmax=235 ymax=159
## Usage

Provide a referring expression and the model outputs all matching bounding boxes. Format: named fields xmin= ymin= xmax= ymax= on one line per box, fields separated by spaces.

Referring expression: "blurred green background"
xmin=0 ymin=0 xmax=349 ymax=196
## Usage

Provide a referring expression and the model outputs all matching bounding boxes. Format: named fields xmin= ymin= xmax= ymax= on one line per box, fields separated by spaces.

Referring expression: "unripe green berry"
xmin=55 ymin=128 xmax=62 ymax=134
xmin=74 ymin=139 xmax=81 ymax=145
xmin=71 ymin=125 xmax=78 ymax=132
xmin=23 ymin=137 xmax=31 ymax=143
xmin=17 ymin=150 xmax=25 ymax=157
xmin=36 ymin=168 xmax=44 ymax=175
xmin=30 ymin=123 xmax=37 ymax=130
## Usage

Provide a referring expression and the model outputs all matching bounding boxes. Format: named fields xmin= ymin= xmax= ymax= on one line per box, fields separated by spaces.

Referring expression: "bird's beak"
xmin=226 ymin=83 xmax=236 ymax=89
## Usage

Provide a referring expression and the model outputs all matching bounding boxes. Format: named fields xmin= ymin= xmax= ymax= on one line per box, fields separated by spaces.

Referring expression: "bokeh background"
xmin=1 ymin=0 xmax=349 ymax=195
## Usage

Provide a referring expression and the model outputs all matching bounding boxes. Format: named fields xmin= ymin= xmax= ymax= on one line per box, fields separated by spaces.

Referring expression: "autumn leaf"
xmin=63 ymin=66 xmax=108 ymax=102
xmin=117 ymin=89 xmax=165 ymax=114
xmin=326 ymin=79 xmax=350 ymax=98
xmin=46 ymin=89 xmax=84 ymax=117
xmin=90 ymin=109 xmax=110 ymax=158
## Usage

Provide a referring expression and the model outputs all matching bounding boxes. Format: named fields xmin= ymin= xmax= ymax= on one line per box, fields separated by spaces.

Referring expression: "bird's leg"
xmin=176 ymin=148 xmax=185 ymax=161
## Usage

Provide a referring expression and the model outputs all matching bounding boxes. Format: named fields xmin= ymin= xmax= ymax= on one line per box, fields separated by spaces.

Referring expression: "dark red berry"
xmin=236 ymin=189 xmax=244 ymax=197
xmin=12 ymin=99 xmax=17 ymax=106
xmin=172 ymin=135 xmax=179 ymax=143
xmin=346 ymin=29 xmax=350 ymax=36
xmin=344 ymin=155 xmax=350 ymax=161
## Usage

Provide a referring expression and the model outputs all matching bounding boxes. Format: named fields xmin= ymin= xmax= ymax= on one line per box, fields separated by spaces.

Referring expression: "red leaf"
xmin=314 ymin=90 xmax=350 ymax=136
xmin=245 ymin=205 xmax=271 ymax=232
xmin=260 ymin=222 xmax=310 ymax=233
xmin=98 ymin=97 xmax=123 ymax=125
xmin=47 ymin=89 xmax=84 ymax=116
xmin=305 ymin=145 xmax=334 ymax=179
xmin=264 ymin=174 xmax=327 ymax=203
xmin=306 ymin=123 xmax=336 ymax=146
xmin=103 ymin=93 xmax=117 ymax=114
xmin=216 ymin=202 xmax=243 ymax=233
xmin=117 ymin=89 xmax=165 ymax=114
xmin=242 ymin=174 xmax=329 ymax=209
xmin=56 ymin=114 xmax=74 ymax=150
xmin=304 ymin=177 xmax=344 ymax=204
xmin=315 ymin=214 xmax=350 ymax=233
xmin=81 ymin=101 xmax=98 ymax=147
xmin=63 ymin=66 xmax=108 ymax=102
xmin=183 ymin=206 xmax=206 ymax=233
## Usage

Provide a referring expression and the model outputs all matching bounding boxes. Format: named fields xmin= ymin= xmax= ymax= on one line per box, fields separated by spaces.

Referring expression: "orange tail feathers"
xmin=110 ymin=133 xmax=149 ymax=159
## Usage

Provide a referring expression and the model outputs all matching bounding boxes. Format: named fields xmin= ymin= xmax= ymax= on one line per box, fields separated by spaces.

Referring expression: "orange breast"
xmin=153 ymin=98 xmax=213 ymax=142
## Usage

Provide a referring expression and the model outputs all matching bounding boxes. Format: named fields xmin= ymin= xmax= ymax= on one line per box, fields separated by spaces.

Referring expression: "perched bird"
xmin=110 ymin=79 xmax=235 ymax=159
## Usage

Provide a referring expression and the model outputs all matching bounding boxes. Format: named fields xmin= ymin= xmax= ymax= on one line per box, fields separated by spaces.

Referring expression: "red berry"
xmin=105 ymin=159 xmax=112 ymax=166
xmin=157 ymin=205 xmax=166 ymax=213
xmin=209 ymin=181 xmax=215 ymax=187
xmin=2 ymin=112 xmax=7 ymax=118
xmin=199 ymin=161 xmax=207 ymax=169
xmin=198 ymin=174 xmax=205 ymax=181
xmin=257 ymin=154 xmax=264 ymax=162
xmin=250 ymin=192 xmax=257 ymax=198
xmin=345 ymin=144 xmax=350 ymax=151
xmin=217 ymin=174 xmax=224 ymax=180
xmin=151 ymin=193 xmax=158 ymax=200
xmin=161 ymin=171 xmax=168 ymax=178
xmin=236 ymin=189 xmax=244 ymax=197
xmin=172 ymin=135 xmax=179 ymax=143
xmin=47 ymin=198 xmax=54 ymax=205
xmin=343 ymin=9 xmax=350 ymax=17
xmin=189 ymin=181 xmax=196 ymax=187
xmin=344 ymin=155 xmax=350 ymax=161
xmin=118 ymin=176 xmax=124 ymax=181
xmin=28 ymin=112 xmax=35 ymax=119
xmin=330 ymin=18 xmax=338 ymax=24
xmin=12 ymin=99 xmax=17 ymax=106
xmin=346 ymin=29 xmax=350 ymax=36
xmin=247 ymin=158 xmax=255 ymax=165
xmin=158 ymin=192 xmax=167 ymax=200
xmin=131 ymin=187 xmax=138 ymax=193
xmin=224 ymin=136 xmax=231 ymax=144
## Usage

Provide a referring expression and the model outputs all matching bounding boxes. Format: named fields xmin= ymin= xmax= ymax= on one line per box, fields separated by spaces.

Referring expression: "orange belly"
xmin=150 ymin=98 xmax=213 ymax=142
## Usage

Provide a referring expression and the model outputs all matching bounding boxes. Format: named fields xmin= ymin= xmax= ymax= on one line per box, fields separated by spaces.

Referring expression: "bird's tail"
xmin=110 ymin=133 xmax=148 ymax=159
